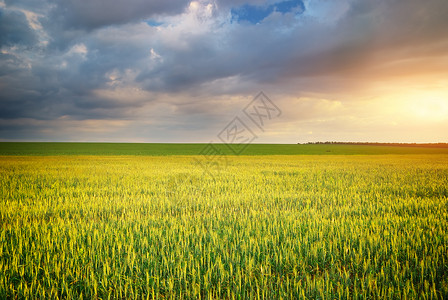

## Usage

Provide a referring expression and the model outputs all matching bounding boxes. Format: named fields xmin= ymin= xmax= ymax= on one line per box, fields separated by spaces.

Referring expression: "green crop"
xmin=1 ymin=154 xmax=447 ymax=298
xmin=2 ymin=142 xmax=448 ymax=156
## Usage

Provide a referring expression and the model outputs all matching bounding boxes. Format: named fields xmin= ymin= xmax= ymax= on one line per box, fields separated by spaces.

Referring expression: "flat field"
xmin=1 ymin=151 xmax=448 ymax=298
xmin=2 ymin=142 xmax=448 ymax=156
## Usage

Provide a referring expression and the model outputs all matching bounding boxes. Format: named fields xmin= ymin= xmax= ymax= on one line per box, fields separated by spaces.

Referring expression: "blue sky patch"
xmin=231 ymin=0 xmax=305 ymax=24
xmin=146 ymin=20 xmax=163 ymax=27
xmin=275 ymin=0 xmax=305 ymax=14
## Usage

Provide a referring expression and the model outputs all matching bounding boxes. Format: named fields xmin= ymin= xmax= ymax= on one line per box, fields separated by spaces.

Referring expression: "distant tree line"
xmin=298 ymin=142 xmax=448 ymax=148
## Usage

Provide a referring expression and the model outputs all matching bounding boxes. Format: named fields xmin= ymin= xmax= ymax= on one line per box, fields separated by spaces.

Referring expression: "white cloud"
xmin=303 ymin=0 xmax=350 ymax=23
xmin=150 ymin=48 xmax=162 ymax=61
xmin=66 ymin=43 xmax=88 ymax=58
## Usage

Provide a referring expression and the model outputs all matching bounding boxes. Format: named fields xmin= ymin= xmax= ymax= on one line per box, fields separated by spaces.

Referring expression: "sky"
xmin=1 ymin=0 xmax=448 ymax=143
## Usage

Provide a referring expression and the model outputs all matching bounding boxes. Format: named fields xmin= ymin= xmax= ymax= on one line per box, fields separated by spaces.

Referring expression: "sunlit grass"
xmin=1 ymin=155 xmax=447 ymax=298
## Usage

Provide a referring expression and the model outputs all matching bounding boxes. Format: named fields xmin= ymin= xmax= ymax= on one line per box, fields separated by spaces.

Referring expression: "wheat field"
xmin=1 ymin=154 xmax=447 ymax=298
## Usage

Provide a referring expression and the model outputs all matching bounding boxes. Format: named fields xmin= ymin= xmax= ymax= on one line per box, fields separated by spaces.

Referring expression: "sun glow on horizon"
xmin=399 ymin=91 xmax=448 ymax=122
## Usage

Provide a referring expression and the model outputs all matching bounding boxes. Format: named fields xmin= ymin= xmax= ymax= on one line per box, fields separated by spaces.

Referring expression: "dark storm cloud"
xmin=137 ymin=39 xmax=237 ymax=92
xmin=284 ymin=0 xmax=447 ymax=81
xmin=48 ymin=0 xmax=191 ymax=30
xmin=136 ymin=5 xmax=306 ymax=93
xmin=0 ymin=9 xmax=37 ymax=47
xmin=0 ymin=52 xmax=24 ymax=76
xmin=4 ymin=0 xmax=48 ymax=11
xmin=3 ymin=0 xmax=448 ymax=95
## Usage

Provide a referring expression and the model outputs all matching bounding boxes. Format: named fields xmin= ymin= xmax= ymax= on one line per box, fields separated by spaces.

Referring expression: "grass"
xmin=1 ymin=154 xmax=448 ymax=298
xmin=1 ymin=142 xmax=448 ymax=156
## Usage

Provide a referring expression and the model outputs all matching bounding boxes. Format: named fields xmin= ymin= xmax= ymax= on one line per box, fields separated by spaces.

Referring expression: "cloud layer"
xmin=1 ymin=0 xmax=448 ymax=142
